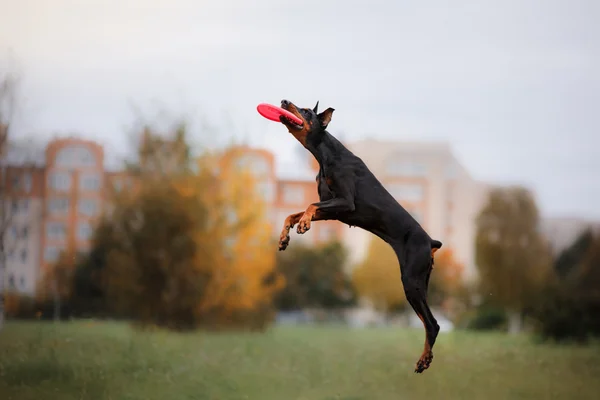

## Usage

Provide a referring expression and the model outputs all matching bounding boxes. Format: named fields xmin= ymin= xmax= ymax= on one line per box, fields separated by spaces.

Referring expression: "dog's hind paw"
xmin=414 ymin=351 xmax=433 ymax=373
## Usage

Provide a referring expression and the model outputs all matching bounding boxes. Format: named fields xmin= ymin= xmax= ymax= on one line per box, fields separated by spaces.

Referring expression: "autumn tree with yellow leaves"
xmin=352 ymin=235 xmax=466 ymax=313
xmin=72 ymin=124 xmax=283 ymax=331
xmin=352 ymin=236 xmax=407 ymax=312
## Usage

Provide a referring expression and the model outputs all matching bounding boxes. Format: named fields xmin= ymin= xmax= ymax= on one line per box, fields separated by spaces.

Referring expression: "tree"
xmin=276 ymin=241 xmax=355 ymax=311
xmin=36 ymin=251 xmax=76 ymax=321
xmin=553 ymin=228 xmax=594 ymax=278
xmin=532 ymin=229 xmax=600 ymax=342
xmin=0 ymin=55 xmax=26 ymax=330
xmin=191 ymin=152 xmax=285 ymax=328
xmin=352 ymin=236 xmax=406 ymax=312
xmin=70 ymin=223 xmax=116 ymax=318
xmin=73 ymin=126 xmax=284 ymax=331
xmin=475 ymin=186 xmax=552 ymax=333
xmin=427 ymin=248 xmax=465 ymax=307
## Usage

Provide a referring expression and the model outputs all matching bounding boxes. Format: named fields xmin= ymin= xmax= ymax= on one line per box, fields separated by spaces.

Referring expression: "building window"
xmin=11 ymin=200 xmax=19 ymax=213
xmin=56 ymin=145 xmax=97 ymax=167
xmin=77 ymin=222 xmax=93 ymax=241
xmin=78 ymin=199 xmax=99 ymax=217
xmin=20 ymin=198 xmax=29 ymax=212
xmin=8 ymin=274 xmax=15 ymax=289
xmin=7 ymin=249 xmax=14 ymax=261
xmin=46 ymin=222 xmax=66 ymax=240
xmin=236 ymin=154 xmax=270 ymax=177
xmin=44 ymin=246 xmax=64 ymax=262
xmin=80 ymin=173 xmax=101 ymax=191
xmin=387 ymin=183 xmax=424 ymax=202
xmin=48 ymin=172 xmax=72 ymax=191
xmin=22 ymin=226 xmax=28 ymax=239
xmin=20 ymin=276 xmax=25 ymax=289
xmin=10 ymin=226 xmax=17 ymax=238
xmin=79 ymin=147 xmax=96 ymax=166
xmin=11 ymin=175 xmax=20 ymax=190
xmin=20 ymin=249 xmax=27 ymax=263
xmin=386 ymin=160 xmax=428 ymax=177
xmin=113 ymin=178 xmax=123 ymax=192
xmin=23 ymin=172 xmax=33 ymax=192
xmin=13 ymin=173 xmax=33 ymax=193
xmin=257 ymin=181 xmax=275 ymax=203
xmin=282 ymin=184 xmax=304 ymax=204
xmin=48 ymin=197 xmax=70 ymax=215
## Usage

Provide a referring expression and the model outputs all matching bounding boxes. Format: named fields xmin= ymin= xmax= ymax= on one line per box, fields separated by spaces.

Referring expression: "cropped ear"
xmin=313 ymin=101 xmax=319 ymax=113
xmin=317 ymin=107 xmax=335 ymax=129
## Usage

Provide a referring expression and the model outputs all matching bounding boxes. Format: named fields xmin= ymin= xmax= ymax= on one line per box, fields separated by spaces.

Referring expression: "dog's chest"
xmin=316 ymin=171 xmax=335 ymax=201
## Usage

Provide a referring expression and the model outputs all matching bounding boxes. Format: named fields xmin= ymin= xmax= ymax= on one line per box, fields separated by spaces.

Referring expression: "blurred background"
xmin=1 ymin=1 xmax=599 ymax=399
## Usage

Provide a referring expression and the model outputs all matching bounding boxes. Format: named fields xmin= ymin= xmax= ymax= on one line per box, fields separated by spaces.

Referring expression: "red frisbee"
xmin=257 ymin=103 xmax=303 ymax=125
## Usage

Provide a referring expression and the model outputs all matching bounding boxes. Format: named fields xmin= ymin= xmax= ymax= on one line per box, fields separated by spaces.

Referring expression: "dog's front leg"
xmin=297 ymin=198 xmax=355 ymax=234
xmin=278 ymin=211 xmax=305 ymax=251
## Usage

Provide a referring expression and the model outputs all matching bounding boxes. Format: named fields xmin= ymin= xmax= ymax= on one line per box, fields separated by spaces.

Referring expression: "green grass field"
xmin=0 ymin=321 xmax=599 ymax=400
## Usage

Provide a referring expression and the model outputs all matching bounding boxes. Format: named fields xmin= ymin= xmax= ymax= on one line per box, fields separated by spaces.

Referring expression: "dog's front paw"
xmin=278 ymin=226 xmax=291 ymax=251
xmin=414 ymin=351 xmax=433 ymax=373
xmin=278 ymin=234 xmax=290 ymax=251
xmin=296 ymin=217 xmax=311 ymax=234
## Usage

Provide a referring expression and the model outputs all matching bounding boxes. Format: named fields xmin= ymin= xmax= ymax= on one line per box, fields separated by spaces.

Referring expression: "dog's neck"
xmin=305 ymin=130 xmax=346 ymax=169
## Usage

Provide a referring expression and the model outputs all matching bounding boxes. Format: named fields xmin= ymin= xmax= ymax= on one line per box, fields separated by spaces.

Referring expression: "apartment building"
xmin=2 ymin=138 xmax=105 ymax=296
xmin=3 ymin=166 xmax=45 ymax=295
xmin=42 ymin=139 xmax=105 ymax=267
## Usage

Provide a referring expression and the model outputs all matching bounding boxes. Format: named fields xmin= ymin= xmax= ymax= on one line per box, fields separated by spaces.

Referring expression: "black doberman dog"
xmin=276 ymin=99 xmax=443 ymax=373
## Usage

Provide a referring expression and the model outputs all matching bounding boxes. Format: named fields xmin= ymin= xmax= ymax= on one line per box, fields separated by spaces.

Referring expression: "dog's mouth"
xmin=280 ymin=102 xmax=304 ymax=130
xmin=281 ymin=115 xmax=303 ymax=129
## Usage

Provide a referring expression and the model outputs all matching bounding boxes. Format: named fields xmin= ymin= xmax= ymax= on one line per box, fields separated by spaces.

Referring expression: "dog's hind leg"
xmin=396 ymin=245 xmax=440 ymax=373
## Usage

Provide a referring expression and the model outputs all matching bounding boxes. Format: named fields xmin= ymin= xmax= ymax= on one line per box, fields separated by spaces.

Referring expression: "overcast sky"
xmin=1 ymin=0 xmax=599 ymax=219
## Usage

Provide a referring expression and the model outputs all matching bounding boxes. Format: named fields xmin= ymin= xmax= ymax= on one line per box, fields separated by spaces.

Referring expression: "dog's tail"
xmin=430 ymin=240 xmax=442 ymax=266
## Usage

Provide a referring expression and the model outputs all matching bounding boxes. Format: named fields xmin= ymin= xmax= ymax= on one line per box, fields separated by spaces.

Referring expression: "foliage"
xmin=553 ymin=228 xmax=594 ymax=278
xmin=70 ymin=127 xmax=283 ymax=331
xmin=427 ymin=248 xmax=465 ymax=307
xmin=70 ymin=224 xmax=116 ymax=318
xmin=275 ymin=241 xmax=355 ymax=311
xmin=352 ymin=236 xmax=406 ymax=312
xmin=475 ymin=186 xmax=552 ymax=313
xmin=3 ymin=291 xmax=36 ymax=319
xmin=464 ymin=306 xmax=508 ymax=331
xmin=531 ymin=229 xmax=600 ymax=342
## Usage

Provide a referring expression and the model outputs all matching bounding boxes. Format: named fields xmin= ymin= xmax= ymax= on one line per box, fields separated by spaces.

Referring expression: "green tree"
xmin=532 ymin=229 xmax=600 ymax=342
xmin=554 ymin=228 xmax=594 ymax=278
xmin=276 ymin=241 xmax=355 ymax=311
xmin=475 ymin=186 xmax=552 ymax=333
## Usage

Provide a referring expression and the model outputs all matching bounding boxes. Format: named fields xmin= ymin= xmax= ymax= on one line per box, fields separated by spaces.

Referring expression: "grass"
xmin=0 ymin=321 xmax=599 ymax=400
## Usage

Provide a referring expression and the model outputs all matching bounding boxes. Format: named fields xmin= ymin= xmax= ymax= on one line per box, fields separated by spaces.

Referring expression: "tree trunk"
xmin=52 ymin=278 xmax=61 ymax=322
xmin=0 ymin=258 xmax=5 ymax=331
xmin=507 ymin=310 xmax=523 ymax=334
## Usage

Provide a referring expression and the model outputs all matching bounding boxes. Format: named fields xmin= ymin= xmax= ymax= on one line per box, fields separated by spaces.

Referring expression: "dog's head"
xmin=279 ymin=99 xmax=335 ymax=147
